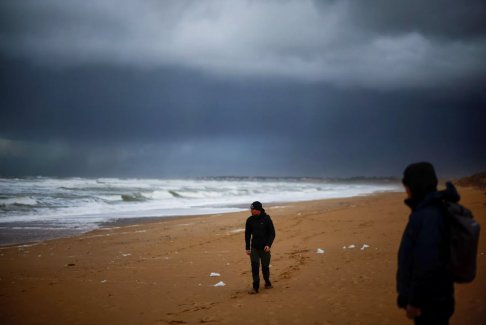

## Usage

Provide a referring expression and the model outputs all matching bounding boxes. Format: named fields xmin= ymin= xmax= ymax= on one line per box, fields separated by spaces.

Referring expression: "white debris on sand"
xmin=316 ymin=248 xmax=325 ymax=254
xmin=342 ymin=244 xmax=371 ymax=250
xmin=213 ymin=281 xmax=226 ymax=287
xmin=210 ymin=272 xmax=221 ymax=277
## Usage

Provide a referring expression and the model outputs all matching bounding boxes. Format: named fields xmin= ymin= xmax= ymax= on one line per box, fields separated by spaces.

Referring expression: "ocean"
xmin=0 ymin=177 xmax=401 ymax=246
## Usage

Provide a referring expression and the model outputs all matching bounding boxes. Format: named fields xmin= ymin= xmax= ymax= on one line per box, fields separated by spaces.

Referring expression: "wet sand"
xmin=1 ymin=188 xmax=485 ymax=324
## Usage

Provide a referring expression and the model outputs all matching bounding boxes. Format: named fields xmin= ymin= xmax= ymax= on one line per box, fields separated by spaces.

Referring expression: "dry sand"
xmin=1 ymin=188 xmax=485 ymax=324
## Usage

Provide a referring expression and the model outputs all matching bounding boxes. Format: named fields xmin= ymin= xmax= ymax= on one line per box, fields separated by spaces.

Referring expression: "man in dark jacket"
xmin=397 ymin=162 xmax=458 ymax=324
xmin=245 ymin=201 xmax=275 ymax=294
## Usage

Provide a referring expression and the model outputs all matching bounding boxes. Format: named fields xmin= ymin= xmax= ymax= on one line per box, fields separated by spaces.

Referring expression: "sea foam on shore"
xmin=0 ymin=177 xmax=400 ymax=245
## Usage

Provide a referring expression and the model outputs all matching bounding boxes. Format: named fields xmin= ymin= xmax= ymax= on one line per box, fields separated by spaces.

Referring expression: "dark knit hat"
xmin=402 ymin=162 xmax=438 ymax=200
xmin=250 ymin=201 xmax=264 ymax=211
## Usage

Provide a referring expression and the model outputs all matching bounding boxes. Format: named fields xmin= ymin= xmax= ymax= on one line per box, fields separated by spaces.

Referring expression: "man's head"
xmin=250 ymin=201 xmax=264 ymax=216
xmin=402 ymin=162 xmax=438 ymax=200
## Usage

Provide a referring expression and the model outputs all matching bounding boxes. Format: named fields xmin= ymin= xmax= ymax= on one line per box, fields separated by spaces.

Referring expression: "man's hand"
xmin=405 ymin=305 xmax=421 ymax=319
xmin=246 ymin=250 xmax=251 ymax=256
xmin=264 ymin=246 xmax=271 ymax=252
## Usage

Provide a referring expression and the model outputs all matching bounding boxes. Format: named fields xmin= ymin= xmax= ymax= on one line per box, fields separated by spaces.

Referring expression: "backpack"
xmin=444 ymin=201 xmax=480 ymax=283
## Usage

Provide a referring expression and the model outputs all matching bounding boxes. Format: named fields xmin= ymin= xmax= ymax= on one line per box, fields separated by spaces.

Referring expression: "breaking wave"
xmin=121 ymin=192 xmax=150 ymax=202
xmin=0 ymin=196 xmax=38 ymax=208
xmin=0 ymin=176 xmax=401 ymax=245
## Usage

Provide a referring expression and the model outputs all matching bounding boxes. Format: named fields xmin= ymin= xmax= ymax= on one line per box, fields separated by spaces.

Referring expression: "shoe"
xmin=264 ymin=283 xmax=273 ymax=289
xmin=248 ymin=288 xmax=259 ymax=294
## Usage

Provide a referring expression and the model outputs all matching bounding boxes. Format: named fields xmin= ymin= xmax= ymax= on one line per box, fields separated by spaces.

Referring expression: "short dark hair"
xmin=402 ymin=162 xmax=438 ymax=200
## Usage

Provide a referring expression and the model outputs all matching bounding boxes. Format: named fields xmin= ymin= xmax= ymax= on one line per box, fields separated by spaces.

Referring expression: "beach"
xmin=0 ymin=188 xmax=484 ymax=324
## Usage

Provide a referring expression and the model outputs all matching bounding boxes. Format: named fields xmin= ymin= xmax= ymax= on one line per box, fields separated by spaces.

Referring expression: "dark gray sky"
xmin=1 ymin=0 xmax=485 ymax=178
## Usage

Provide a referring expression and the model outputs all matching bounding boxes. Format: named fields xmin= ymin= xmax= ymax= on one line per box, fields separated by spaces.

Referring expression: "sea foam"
xmin=0 ymin=176 xmax=400 ymax=245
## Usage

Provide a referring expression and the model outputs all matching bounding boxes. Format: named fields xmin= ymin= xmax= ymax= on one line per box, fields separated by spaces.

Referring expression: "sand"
xmin=0 ymin=188 xmax=485 ymax=324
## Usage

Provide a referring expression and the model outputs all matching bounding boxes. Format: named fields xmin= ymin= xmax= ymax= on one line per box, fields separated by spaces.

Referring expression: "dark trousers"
xmin=250 ymin=248 xmax=271 ymax=290
xmin=414 ymin=298 xmax=455 ymax=325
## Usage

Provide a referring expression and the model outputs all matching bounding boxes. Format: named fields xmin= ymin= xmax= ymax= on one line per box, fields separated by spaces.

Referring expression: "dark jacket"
xmin=245 ymin=211 xmax=275 ymax=250
xmin=397 ymin=183 xmax=460 ymax=308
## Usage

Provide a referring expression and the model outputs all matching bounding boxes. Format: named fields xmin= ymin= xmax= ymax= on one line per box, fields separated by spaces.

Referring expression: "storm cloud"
xmin=0 ymin=1 xmax=485 ymax=178
xmin=2 ymin=0 xmax=486 ymax=88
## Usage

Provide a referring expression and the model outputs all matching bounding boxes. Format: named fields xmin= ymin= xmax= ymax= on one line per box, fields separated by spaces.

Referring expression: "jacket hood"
xmin=439 ymin=181 xmax=460 ymax=203
xmin=405 ymin=181 xmax=460 ymax=210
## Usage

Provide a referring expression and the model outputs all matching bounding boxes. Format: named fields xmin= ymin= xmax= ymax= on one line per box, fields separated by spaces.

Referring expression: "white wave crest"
xmin=121 ymin=192 xmax=151 ymax=202
xmin=0 ymin=196 xmax=38 ymax=207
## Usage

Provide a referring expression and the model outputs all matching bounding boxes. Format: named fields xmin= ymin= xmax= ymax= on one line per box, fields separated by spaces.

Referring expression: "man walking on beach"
xmin=397 ymin=162 xmax=457 ymax=324
xmin=245 ymin=201 xmax=275 ymax=294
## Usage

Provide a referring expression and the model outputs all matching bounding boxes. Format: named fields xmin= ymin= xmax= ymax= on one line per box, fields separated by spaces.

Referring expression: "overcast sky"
xmin=1 ymin=0 xmax=485 ymax=178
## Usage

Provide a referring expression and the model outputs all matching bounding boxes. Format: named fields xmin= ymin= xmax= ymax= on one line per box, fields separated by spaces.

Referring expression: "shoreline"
xmin=0 ymin=191 xmax=398 ymax=248
xmin=0 ymin=176 xmax=402 ymax=248
xmin=1 ymin=188 xmax=484 ymax=324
